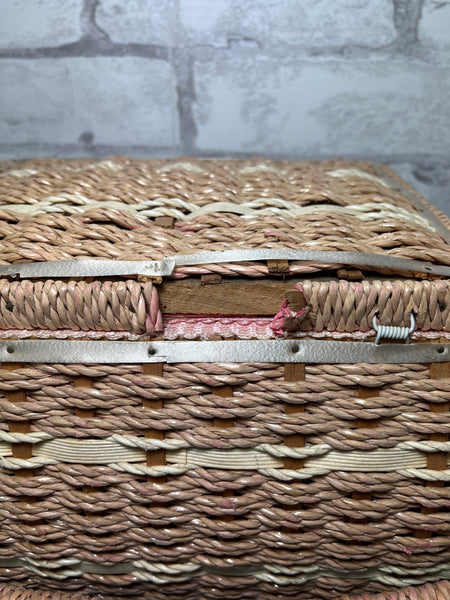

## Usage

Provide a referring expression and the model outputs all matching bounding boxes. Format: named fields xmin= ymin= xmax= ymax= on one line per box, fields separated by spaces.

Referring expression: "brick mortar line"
xmin=0 ymin=39 xmax=169 ymax=61
xmin=0 ymin=0 xmax=437 ymax=156
xmin=172 ymin=49 xmax=197 ymax=153
xmin=393 ymin=0 xmax=424 ymax=44
xmin=0 ymin=0 xmax=430 ymax=62
xmin=0 ymin=41 xmax=435 ymax=61
xmin=82 ymin=0 xmax=109 ymax=41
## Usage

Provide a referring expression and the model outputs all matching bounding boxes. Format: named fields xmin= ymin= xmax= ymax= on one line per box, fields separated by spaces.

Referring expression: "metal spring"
xmin=373 ymin=312 xmax=415 ymax=345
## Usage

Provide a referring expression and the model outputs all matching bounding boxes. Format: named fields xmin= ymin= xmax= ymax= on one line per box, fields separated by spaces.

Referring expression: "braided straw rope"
xmin=0 ymin=360 xmax=447 ymax=598
xmin=0 ymin=278 xmax=447 ymax=338
xmin=1 ymin=580 xmax=449 ymax=600
xmin=0 ymin=584 xmax=97 ymax=599
xmin=0 ymin=158 xmax=448 ymax=600
xmin=0 ymin=158 xmax=448 ymax=273
xmin=0 ymin=279 xmax=162 ymax=335
xmin=0 ymin=157 xmax=448 ymax=339
xmin=341 ymin=580 xmax=450 ymax=599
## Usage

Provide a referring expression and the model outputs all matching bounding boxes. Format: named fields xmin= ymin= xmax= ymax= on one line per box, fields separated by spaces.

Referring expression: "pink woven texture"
xmin=1 ymin=581 xmax=450 ymax=600
xmin=0 ymin=278 xmax=448 ymax=338
xmin=0 ymin=584 xmax=97 ymax=599
xmin=0 ymin=158 xmax=448 ymax=600
xmin=0 ymin=279 xmax=162 ymax=335
xmin=0 ymin=361 xmax=447 ymax=599
xmin=0 ymin=158 xmax=448 ymax=273
xmin=0 ymin=158 xmax=449 ymax=338
xmin=340 ymin=580 xmax=450 ymax=599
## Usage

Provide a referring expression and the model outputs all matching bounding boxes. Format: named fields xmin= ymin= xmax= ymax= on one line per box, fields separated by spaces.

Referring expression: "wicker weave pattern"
xmin=0 ymin=360 xmax=448 ymax=598
xmin=0 ymin=158 xmax=449 ymax=600
xmin=293 ymin=279 xmax=450 ymax=333
xmin=0 ymin=585 xmax=96 ymax=600
xmin=0 ymin=279 xmax=162 ymax=335
xmin=0 ymin=159 xmax=448 ymax=273
xmin=342 ymin=580 xmax=450 ymax=599
xmin=0 ymin=278 xmax=448 ymax=338
xmin=1 ymin=581 xmax=450 ymax=600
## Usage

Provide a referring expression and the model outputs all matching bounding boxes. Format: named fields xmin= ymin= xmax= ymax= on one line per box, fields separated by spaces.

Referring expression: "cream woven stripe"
xmin=0 ymin=436 xmax=448 ymax=479
xmin=0 ymin=162 xmax=390 ymax=183
xmin=0 ymin=160 xmax=126 ymax=178
xmin=326 ymin=167 xmax=390 ymax=187
xmin=0 ymin=556 xmax=448 ymax=587
xmin=0 ymin=197 xmax=434 ymax=231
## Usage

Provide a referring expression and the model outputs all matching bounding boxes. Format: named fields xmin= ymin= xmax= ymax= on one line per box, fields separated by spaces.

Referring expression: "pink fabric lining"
xmin=270 ymin=283 xmax=309 ymax=336
xmin=0 ymin=323 xmax=446 ymax=342
xmin=270 ymin=300 xmax=294 ymax=336
xmin=165 ymin=317 xmax=275 ymax=340
xmin=162 ymin=317 xmax=448 ymax=341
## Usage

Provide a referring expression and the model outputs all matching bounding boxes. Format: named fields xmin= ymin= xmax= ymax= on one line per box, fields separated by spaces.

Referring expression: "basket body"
xmin=0 ymin=158 xmax=449 ymax=600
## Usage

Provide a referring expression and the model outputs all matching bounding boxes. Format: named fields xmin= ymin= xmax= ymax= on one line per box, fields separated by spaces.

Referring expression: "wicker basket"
xmin=0 ymin=157 xmax=449 ymax=600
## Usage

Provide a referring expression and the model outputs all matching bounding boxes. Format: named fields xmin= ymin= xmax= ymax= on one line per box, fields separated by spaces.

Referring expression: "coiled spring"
xmin=373 ymin=312 xmax=415 ymax=345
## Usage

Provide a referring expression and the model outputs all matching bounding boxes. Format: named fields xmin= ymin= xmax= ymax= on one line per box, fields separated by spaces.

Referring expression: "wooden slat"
xmin=267 ymin=259 xmax=290 ymax=275
xmin=158 ymin=278 xmax=306 ymax=315
xmin=430 ymin=361 xmax=450 ymax=381
xmin=282 ymin=363 xmax=305 ymax=529
xmin=73 ymin=376 xmax=95 ymax=418
xmin=154 ymin=216 xmax=175 ymax=228
xmin=356 ymin=386 xmax=380 ymax=431
xmin=142 ymin=363 xmax=166 ymax=483
xmin=3 ymin=363 xmax=32 ymax=460
xmin=350 ymin=386 xmax=380 ymax=523
xmin=284 ymin=363 xmax=305 ymax=470
xmin=3 ymin=362 xmax=34 ymax=483
xmin=337 ymin=268 xmax=363 ymax=281
xmin=201 ymin=274 xmax=222 ymax=285
xmin=428 ymin=349 xmax=449 ymax=473
xmin=284 ymin=363 xmax=305 ymax=383
xmin=285 ymin=290 xmax=307 ymax=313
xmin=416 ymin=342 xmax=449 ymax=539
xmin=211 ymin=385 xmax=235 ymax=521
xmin=212 ymin=385 xmax=234 ymax=428
xmin=72 ymin=376 xmax=97 ymax=494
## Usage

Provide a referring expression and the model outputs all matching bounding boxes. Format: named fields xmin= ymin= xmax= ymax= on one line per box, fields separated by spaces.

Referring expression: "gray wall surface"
xmin=0 ymin=0 xmax=449 ymax=215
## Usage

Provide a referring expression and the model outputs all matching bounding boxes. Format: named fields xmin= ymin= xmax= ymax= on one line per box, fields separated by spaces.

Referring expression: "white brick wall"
xmin=420 ymin=0 xmax=450 ymax=53
xmin=193 ymin=56 xmax=450 ymax=156
xmin=0 ymin=58 xmax=179 ymax=146
xmin=391 ymin=162 xmax=450 ymax=215
xmin=0 ymin=0 xmax=83 ymax=48
xmin=178 ymin=0 xmax=396 ymax=49
xmin=96 ymin=0 xmax=177 ymax=45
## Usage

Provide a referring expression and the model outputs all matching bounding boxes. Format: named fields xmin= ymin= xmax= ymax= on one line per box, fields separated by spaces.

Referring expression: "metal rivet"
xmin=291 ymin=343 xmax=300 ymax=353
xmin=437 ymin=345 xmax=445 ymax=354
xmin=6 ymin=345 xmax=14 ymax=354
xmin=148 ymin=346 xmax=156 ymax=356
